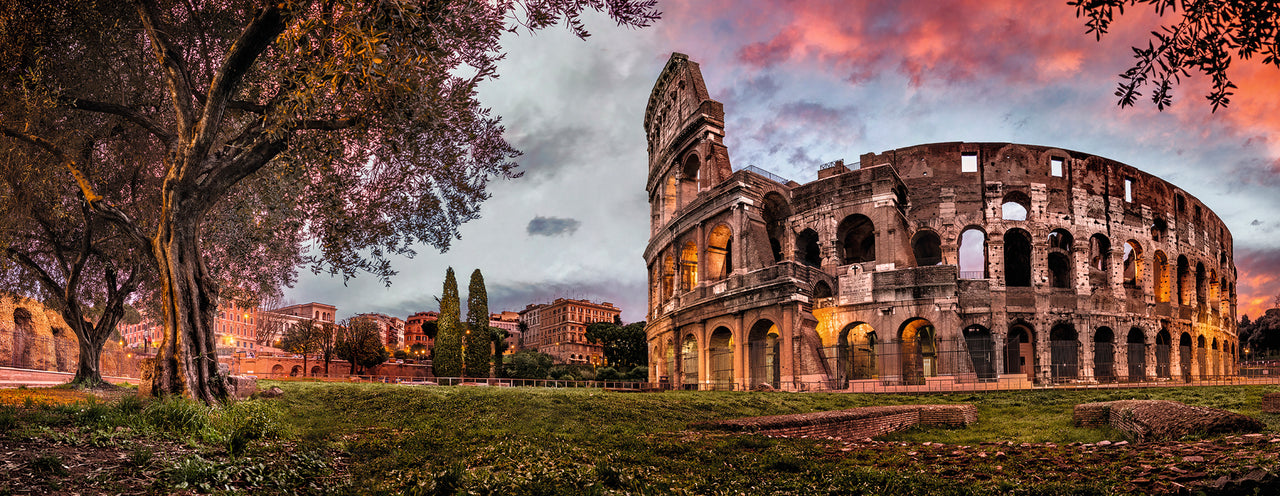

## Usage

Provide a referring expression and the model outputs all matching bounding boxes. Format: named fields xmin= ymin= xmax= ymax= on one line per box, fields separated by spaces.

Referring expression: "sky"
xmin=284 ymin=0 xmax=1280 ymax=324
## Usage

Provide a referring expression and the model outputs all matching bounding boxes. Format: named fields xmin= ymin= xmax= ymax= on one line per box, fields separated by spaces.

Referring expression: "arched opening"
xmin=1211 ymin=338 xmax=1220 ymax=377
xmin=1094 ymin=327 xmax=1115 ymax=382
xmin=1126 ymin=328 xmax=1146 ymax=381
xmin=958 ymin=228 xmax=987 ymax=279
xmin=310 ymin=365 xmax=322 ymax=376
xmin=813 ymin=281 xmax=833 ymax=299
xmin=706 ymin=327 xmax=737 ymax=388
xmin=1177 ymin=255 xmax=1192 ymax=306
xmin=761 ymin=193 xmax=791 ymax=264
xmin=271 ymin=364 xmax=284 ymax=375
xmin=1089 ymin=234 xmax=1112 ymax=287
xmin=680 ymin=154 xmax=701 ymax=202
xmin=1122 ymin=240 xmax=1142 ymax=289
xmin=681 ymin=333 xmax=699 ymax=388
xmin=748 ymin=320 xmax=780 ymax=389
xmin=899 ymin=318 xmax=937 ymax=385
xmin=1154 ymin=251 xmax=1170 ymax=303
xmin=290 ymin=365 xmax=302 ymax=377
xmin=12 ymin=307 xmax=33 ymax=368
xmin=1195 ymin=262 xmax=1207 ymax=307
xmin=1005 ymin=323 xmax=1035 ymax=380
xmin=1179 ymin=332 xmax=1193 ymax=381
xmin=797 ymin=229 xmax=821 ymax=267
xmin=1196 ymin=335 xmax=1207 ymax=379
xmin=1047 ymin=229 xmax=1074 ymax=289
xmin=664 ymin=336 xmax=675 ymax=383
xmin=679 ymin=241 xmax=698 ymax=291
xmin=1049 ymin=323 xmax=1079 ymax=382
xmin=661 ymin=254 xmax=675 ymax=301
xmin=963 ymin=325 xmax=997 ymax=381
xmin=1001 ymin=191 xmax=1030 ymax=221
xmin=662 ymin=175 xmax=678 ymax=224
xmin=1155 ymin=330 xmax=1171 ymax=378
xmin=837 ymin=214 xmax=876 ymax=264
xmin=705 ymin=224 xmax=733 ymax=280
xmin=1004 ymin=229 xmax=1032 ymax=287
xmin=837 ymin=323 xmax=878 ymax=387
xmin=912 ymin=230 xmax=942 ymax=266
xmin=1151 ymin=217 xmax=1168 ymax=241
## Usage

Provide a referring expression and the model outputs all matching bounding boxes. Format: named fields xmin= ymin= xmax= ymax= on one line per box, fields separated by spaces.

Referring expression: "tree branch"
xmin=295 ymin=117 xmax=362 ymax=131
xmin=134 ymin=0 xmax=198 ymax=144
xmin=60 ymin=97 xmax=175 ymax=143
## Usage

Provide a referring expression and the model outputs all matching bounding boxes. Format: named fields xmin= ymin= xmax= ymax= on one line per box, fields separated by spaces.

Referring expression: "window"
xmin=1050 ymin=157 xmax=1064 ymax=177
xmin=961 ymin=152 xmax=978 ymax=173
xmin=1124 ymin=178 xmax=1133 ymax=203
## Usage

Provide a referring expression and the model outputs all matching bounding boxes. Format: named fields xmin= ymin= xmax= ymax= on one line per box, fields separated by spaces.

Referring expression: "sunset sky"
xmin=284 ymin=1 xmax=1280 ymax=323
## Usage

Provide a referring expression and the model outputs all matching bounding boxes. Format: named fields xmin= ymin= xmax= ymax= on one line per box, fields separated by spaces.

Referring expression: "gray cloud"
xmin=526 ymin=216 xmax=581 ymax=237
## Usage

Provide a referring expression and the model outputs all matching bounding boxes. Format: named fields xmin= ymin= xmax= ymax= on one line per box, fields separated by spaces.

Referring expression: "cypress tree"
xmin=434 ymin=267 xmax=463 ymax=377
xmin=465 ymin=269 xmax=492 ymax=377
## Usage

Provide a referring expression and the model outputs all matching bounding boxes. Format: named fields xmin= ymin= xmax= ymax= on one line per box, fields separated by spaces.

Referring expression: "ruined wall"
xmin=0 ymin=295 xmax=140 ymax=378
xmin=641 ymin=53 xmax=1237 ymax=391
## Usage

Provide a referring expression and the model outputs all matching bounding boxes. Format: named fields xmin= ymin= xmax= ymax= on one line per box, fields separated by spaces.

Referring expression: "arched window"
xmin=1049 ymin=323 xmax=1079 ymax=381
xmin=1195 ymin=262 xmax=1207 ymax=306
xmin=958 ymin=228 xmax=987 ymax=279
xmin=680 ymin=154 xmax=701 ymax=203
xmin=705 ymin=225 xmax=733 ymax=280
xmin=1154 ymin=251 xmax=1170 ymax=302
xmin=912 ymin=230 xmax=942 ymax=266
xmin=1177 ymin=255 xmax=1191 ymax=305
xmin=1001 ymin=191 xmax=1030 ymax=221
xmin=1095 ymin=327 xmax=1115 ymax=382
xmin=1122 ymin=240 xmax=1142 ymax=288
xmin=813 ymin=281 xmax=833 ymax=299
xmin=661 ymin=254 xmax=675 ymax=300
xmin=837 ymin=214 xmax=876 ymax=264
xmin=761 ymin=193 xmax=790 ymax=264
xmin=1127 ymin=328 xmax=1147 ymax=381
xmin=1004 ymin=229 xmax=1032 ymax=287
xmin=1089 ymin=234 xmax=1111 ymax=286
xmin=1047 ymin=229 xmax=1073 ymax=289
xmin=797 ymin=229 xmax=821 ymax=267
xmin=661 ymin=175 xmax=678 ymax=224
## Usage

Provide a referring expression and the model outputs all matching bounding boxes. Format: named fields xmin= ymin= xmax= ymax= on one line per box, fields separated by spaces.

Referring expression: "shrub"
xmin=596 ymin=367 xmax=621 ymax=381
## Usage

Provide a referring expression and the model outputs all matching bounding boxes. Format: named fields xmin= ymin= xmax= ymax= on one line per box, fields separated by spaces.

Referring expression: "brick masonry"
xmin=1262 ymin=393 xmax=1280 ymax=414
xmin=1073 ymin=400 xmax=1263 ymax=442
xmin=702 ymin=404 xmax=977 ymax=440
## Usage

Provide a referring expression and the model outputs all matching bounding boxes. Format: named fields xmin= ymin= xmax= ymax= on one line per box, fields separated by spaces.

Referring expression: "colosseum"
xmin=643 ymin=53 xmax=1238 ymax=391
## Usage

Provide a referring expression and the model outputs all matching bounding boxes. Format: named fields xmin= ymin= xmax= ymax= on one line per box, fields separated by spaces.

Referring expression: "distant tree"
xmin=335 ymin=317 xmax=389 ymax=375
xmin=393 ymin=349 xmax=408 ymax=360
xmin=1071 ymin=0 xmax=1280 ymax=111
xmin=435 ymin=268 xmax=462 ymax=377
xmin=505 ymin=350 xmax=553 ymax=379
xmin=422 ymin=320 xmax=439 ymax=340
xmin=279 ymin=320 xmax=321 ymax=377
xmin=586 ymin=321 xmax=649 ymax=368
xmin=317 ymin=322 xmax=338 ymax=376
xmin=409 ymin=343 xmax=429 ymax=359
xmin=1242 ymin=308 xmax=1280 ymax=359
xmin=490 ymin=327 xmax=510 ymax=375
xmin=465 ymin=269 xmax=491 ymax=377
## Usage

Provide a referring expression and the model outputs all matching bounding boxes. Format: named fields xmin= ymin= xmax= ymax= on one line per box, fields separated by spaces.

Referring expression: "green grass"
xmin=10 ymin=382 xmax=1280 ymax=494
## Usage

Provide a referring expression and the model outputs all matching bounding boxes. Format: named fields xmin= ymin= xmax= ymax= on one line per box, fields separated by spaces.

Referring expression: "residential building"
xmin=518 ymin=298 xmax=621 ymax=365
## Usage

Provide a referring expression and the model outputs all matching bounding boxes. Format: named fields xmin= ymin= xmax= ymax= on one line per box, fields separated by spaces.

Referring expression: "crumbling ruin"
xmin=642 ymin=53 xmax=1238 ymax=391
xmin=0 ymin=295 xmax=137 ymax=378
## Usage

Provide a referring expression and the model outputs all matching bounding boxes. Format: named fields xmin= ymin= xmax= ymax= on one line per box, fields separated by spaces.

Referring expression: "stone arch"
xmin=705 ymin=224 xmax=733 ymax=280
xmin=911 ymin=230 xmax=942 ymax=266
xmin=662 ymin=174 xmax=678 ymax=224
xmin=899 ymin=318 xmax=937 ymax=385
xmin=1089 ymin=233 xmax=1112 ymax=287
xmin=662 ymin=254 xmax=675 ymax=301
xmin=1179 ymin=332 xmax=1193 ymax=381
xmin=1047 ymin=229 xmax=1074 ymax=289
xmin=271 ymin=364 xmax=284 ymax=375
xmin=680 ymin=153 xmax=702 ymax=201
xmin=1005 ymin=321 xmax=1035 ymax=379
xmin=11 ymin=307 xmax=33 ymax=368
xmin=664 ymin=335 xmax=676 ymax=383
xmin=310 ymin=365 xmax=322 ymax=376
xmin=681 ymin=331 xmax=700 ymax=387
xmin=1155 ymin=329 xmax=1172 ymax=378
xmin=747 ymin=319 xmax=780 ymax=389
xmin=679 ymin=241 xmax=698 ymax=291
xmin=1094 ymin=327 xmax=1115 ymax=382
xmin=796 ymin=228 xmax=821 ymax=267
xmin=290 ymin=365 xmax=302 ymax=377
xmin=1196 ymin=335 xmax=1207 ymax=378
xmin=707 ymin=327 xmax=735 ymax=390
xmin=1154 ymin=251 xmax=1170 ymax=303
xmin=1001 ymin=191 xmax=1030 ymax=221
xmin=1122 ymin=240 xmax=1143 ymax=289
xmin=958 ymin=227 xmax=987 ymax=279
xmin=963 ymin=325 xmax=996 ymax=380
xmin=837 ymin=322 xmax=878 ymax=387
xmin=1211 ymin=337 xmax=1220 ymax=377
xmin=812 ymin=280 xmax=833 ymax=301
xmin=761 ymin=192 xmax=791 ymax=264
xmin=1126 ymin=327 xmax=1147 ymax=381
xmin=1177 ymin=255 xmax=1192 ymax=306
xmin=836 ymin=214 xmax=876 ymax=264
xmin=1049 ymin=323 xmax=1079 ymax=381
xmin=1004 ymin=228 xmax=1033 ymax=287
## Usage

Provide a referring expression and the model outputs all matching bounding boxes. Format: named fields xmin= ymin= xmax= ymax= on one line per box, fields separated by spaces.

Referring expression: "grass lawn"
xmin=3 ymin=381 xmax=1280 ymax=494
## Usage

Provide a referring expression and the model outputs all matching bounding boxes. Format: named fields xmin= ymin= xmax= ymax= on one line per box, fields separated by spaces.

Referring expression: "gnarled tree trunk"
xmin=148 ymin=216 xmax=227 ymax=404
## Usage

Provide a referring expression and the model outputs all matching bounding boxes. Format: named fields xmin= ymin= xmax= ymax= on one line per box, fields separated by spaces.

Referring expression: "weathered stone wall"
xmin=1073 ymin=400 xmax=1262 ymax=442
xmin=0 ymin=295 xmax=140 ymax=377
xmin=640 ymin=53 xmax=1238 ymax=391
xmin=704 ymin=404 xmax=978 ymax=440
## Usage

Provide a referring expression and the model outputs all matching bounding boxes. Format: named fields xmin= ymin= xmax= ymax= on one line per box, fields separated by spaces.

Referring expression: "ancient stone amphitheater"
xmin=642 ymin=53 xmax=1237 ymax=391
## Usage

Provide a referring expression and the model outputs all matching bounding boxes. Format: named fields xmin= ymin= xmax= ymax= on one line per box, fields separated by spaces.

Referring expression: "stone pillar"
xmin=780 ymin=305 xmax=795 ymax=390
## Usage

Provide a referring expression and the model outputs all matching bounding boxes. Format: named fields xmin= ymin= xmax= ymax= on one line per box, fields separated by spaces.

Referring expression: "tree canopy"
xmin=1071 ymin=0 xmax=1280 ymax=111
xmin=434 ymin=267 xmax=462 ymax=377
xmin=464 ymin=269 xmax=490 ymax=377
xmin=335 ymin=316 xmax=389 ymax=374
xmin=0 ymin=0 xmax=659 ymax=402
xmin=585 ymin=321 xmax=647 ymax=368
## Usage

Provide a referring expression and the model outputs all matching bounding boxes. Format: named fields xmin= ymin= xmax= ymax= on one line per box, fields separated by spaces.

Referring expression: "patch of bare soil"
xmin=0 ymin=432 xmax=198 ymax=495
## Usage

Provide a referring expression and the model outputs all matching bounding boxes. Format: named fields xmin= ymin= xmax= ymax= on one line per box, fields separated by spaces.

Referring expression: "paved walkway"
xmin=0 ymin=366 xmax=137 ymax=388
